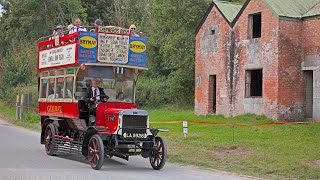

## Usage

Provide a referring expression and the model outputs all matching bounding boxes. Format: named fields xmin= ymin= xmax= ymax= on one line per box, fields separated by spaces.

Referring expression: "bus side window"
xmin=40 ymin=79 xmax=48 ymax=98
xmin=57 ymin=77 xmax=64 ymax=98
xmin=65 ymin=76 xmax=74 ymax=98
xmin=48 ymin=78 xmax=56 ymax=99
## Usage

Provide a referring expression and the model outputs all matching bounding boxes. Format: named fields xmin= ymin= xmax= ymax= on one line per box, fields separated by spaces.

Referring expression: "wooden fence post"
xmin=19 ymin=94 xmax=25 ymax=121
xmin=16 ymin=95 xmax=20 ymax=120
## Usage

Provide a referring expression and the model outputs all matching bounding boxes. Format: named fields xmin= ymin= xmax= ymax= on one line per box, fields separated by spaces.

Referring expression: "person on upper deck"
xmin=90 ymin=19 xmax=103 ymax=32
xmin=67 ymin=24 xmax=74 ymax=32
xmin=55 ymin=24 xmax=64 ymax=36
xmin=129 ymin=24 xmax=140 ymax=37
xmin=48 ymin=25 xmax=64 ymax=47
xmin=49 ymin=25 xmax=64 ymax=39
xmin=69 ymin=18 xmax=87 ymax=34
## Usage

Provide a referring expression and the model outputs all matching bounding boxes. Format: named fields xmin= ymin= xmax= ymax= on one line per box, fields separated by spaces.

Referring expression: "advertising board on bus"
xmin=37 ymin=26 xmax=147 ymax=70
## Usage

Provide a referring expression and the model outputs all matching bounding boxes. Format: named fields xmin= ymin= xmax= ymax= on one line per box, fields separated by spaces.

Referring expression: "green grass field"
xmin=0 ymin=103 xmax=319 ymax=179
xmin=146 ymin=108 xmax=320 ymax=179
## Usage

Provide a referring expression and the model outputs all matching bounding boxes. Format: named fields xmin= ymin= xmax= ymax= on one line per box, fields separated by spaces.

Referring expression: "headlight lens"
xmin=108 ymin=116 xmax=115 ymax=122
xmin=89 ymin=115 xmax=96 ymax=122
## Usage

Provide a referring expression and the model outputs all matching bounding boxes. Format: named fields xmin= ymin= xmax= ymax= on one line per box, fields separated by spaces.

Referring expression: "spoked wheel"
xmin=150 ymin=137 xmax=167 ymax=170
xmin=88 ymin=134 xmax=104 ymax=170
xmin=44 ymin=123 xmax=58 ymax=156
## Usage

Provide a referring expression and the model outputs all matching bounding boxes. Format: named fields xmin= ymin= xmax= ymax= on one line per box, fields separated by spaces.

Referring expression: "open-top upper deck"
xmin=37 ymin=26 xmax=147 ymax=71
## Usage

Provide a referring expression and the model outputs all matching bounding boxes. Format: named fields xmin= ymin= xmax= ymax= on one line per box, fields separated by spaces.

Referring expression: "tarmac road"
xmin=0 ymin=118 xmax=255 ymax=180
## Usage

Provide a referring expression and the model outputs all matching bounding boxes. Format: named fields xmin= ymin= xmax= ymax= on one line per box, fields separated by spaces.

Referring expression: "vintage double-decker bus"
xmin=37 ymin=26 xmax=167 ymax=170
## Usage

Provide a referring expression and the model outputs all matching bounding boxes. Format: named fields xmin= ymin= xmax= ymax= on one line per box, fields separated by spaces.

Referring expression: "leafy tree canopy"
xmin=0 ymin=0 xmax=245 ymax=107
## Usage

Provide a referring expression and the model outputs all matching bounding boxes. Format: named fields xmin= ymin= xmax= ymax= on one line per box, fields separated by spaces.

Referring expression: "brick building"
xmin=195 ymin=0 xmax=320 ymax=120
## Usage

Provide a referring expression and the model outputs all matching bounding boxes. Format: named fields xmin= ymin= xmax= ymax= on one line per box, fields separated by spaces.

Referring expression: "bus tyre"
xmin=44 ymin=123 xmax=58 ymax=156
xmin=150 ymin=137 xmax=167 ymax=170
xmin=88 ymin=134 xmax=104 ymax=170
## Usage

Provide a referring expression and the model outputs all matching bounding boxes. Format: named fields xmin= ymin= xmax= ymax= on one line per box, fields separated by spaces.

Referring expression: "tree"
xmin=134 ymin=0 xmax=211 ymax=106
xmin=81 ymin=0 xmax=115 ymax=25
xmin=0 ymin=0 xmax=87 ymax=102
xmin=0 ymin=0 xmax=228 ymax=107
xmin=0 ymin=0 xmax=86 ymax=43
xmin=113 ymin=0 xmax=128 ymax=27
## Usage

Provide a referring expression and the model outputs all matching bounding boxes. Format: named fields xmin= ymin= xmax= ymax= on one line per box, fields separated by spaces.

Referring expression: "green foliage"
xmin=0 ymin=42 xmax=36 ymax=87
xmin=0 ymin=0 xmax=213 ymax=108
xmin=127 ymin=0 xmax=150 ymax=30
xmin=1 ymin=85 xmax=38 ymax=107
xmin=136 ymin=76 xmax=169 ymax=107
xmin=133 ymin=0 xmax=210 ymax=107
xmin=0 ymin=0 xmax=86 ymax=56
xmin=0 ymin=41 xmax=38 ymax=103
xmin=82 ymin=0 xmax=115 ymax=25
xmin=0 ymin=0 xmax=85 ymax=104
xmin=166 ymin=69 xmax=194 ymax=106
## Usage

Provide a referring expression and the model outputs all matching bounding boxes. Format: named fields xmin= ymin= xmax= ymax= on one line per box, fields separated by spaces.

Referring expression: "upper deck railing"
xmin=37 ymin=26 xmax=147 ymax=71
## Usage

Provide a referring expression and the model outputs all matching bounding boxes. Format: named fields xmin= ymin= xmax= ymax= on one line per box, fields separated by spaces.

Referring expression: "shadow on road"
xmin=53 ymin=152 xmax=153 ymax=171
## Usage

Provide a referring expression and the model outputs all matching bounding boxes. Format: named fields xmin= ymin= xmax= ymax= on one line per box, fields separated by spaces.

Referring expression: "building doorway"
xmin=209 ymin=75 xmax=216 ymax=113
xmin=304 ymin=71 xmax=313 ymax=118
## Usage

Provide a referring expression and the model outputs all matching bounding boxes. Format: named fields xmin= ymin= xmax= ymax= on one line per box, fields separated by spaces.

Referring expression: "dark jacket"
xmin=85 ymin=87 xmax=108 ymax=103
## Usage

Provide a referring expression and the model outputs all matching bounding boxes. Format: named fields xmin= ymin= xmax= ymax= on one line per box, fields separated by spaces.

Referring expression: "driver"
xmin=85 ymin=78 xmax=108 ymax=103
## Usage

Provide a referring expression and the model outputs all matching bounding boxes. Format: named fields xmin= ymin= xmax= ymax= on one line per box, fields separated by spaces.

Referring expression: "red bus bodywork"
xmin=37 ymin=31 xmax=140 ymax=133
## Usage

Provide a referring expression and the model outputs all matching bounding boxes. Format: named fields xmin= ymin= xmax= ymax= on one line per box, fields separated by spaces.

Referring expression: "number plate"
xmin=123 ymin=133 xmax=147 ymax=139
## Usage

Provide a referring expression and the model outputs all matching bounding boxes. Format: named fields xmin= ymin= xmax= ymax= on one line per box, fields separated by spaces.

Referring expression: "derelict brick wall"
xmin=232 ymin=0 xmax=279 ymax=119
xmin=195 ymin=6 xmax=232 ymax=116
xmin=303 ymin=18 xmax=320 ymax=58
xmin=302 ymin=18 xmax=320 ymax=121
xmin=195 ymin=0 xmax=320 ymax=120
xmin=278 ymin=20 xmax=304 ymax=120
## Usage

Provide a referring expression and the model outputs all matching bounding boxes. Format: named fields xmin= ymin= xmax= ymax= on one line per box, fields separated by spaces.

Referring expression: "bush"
xmin=166 ymin=69 xmax=194 ymax=107
xmin=1 ymin=84 xmax=38 ymax=107
xmin=24 ymin=112 xmax=40 ymax=124
xmin=136 ymin=76 xmax=169 ymax=107
xmin=0 ymin=41 xmax=38 ymax=106
xmin=136 ymin=70 xmax=195 ymax=108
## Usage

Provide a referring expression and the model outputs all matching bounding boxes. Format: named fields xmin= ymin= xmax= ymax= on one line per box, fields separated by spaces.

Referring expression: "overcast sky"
xmin=0 ymin=5 xmax=3 ymax=16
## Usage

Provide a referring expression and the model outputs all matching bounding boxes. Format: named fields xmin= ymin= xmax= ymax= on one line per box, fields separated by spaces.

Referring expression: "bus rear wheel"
xmin=44 ymin=123 xmax=58 ymax=156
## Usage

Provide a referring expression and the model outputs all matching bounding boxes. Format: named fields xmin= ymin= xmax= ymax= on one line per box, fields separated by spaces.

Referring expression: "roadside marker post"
xmin=232 ymin=125 xmax=235 ymax=143
xmin=183 ymin=121 xmax=188 ymax=138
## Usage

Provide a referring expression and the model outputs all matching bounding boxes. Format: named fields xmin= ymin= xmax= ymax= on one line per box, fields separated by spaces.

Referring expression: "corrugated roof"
xmin=196 ymin=0 xmax=320 ymax=34
xmin=303 ymin=2 xmax=320 ymax=17
xmin=215 ymin=1 xmax=243 ymax=23
xmin=262 ymin=0 xmax=320 ymax=19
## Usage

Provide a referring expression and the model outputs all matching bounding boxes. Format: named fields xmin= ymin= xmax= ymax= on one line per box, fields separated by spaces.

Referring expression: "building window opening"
xmin=245 ymin=69 xmax=263 ymax=97
xmin=249 ymin=13 xmax=261 ymax=39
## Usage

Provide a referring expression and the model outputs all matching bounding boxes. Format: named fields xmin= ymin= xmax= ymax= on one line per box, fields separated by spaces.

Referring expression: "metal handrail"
xmin=37 ymin=26 xmax=97 ymax=41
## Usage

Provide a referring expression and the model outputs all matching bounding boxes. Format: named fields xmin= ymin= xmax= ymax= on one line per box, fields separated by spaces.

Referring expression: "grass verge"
xmin=0 ymin=102 xmax=41 ymax=131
